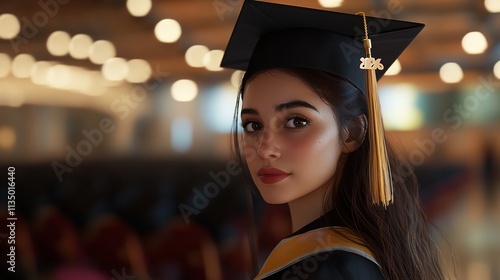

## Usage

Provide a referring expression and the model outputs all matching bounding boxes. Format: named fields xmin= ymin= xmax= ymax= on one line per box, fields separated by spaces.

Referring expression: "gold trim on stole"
xmin=254 ymin=227 xmax=378 ymax=280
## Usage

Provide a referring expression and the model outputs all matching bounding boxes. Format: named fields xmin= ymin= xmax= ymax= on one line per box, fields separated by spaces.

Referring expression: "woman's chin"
xmin=259 ymin=192 xmax=292 ymax=205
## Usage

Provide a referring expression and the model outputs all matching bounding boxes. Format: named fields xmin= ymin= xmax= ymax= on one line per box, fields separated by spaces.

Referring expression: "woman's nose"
xmin=256 ymin=128 xmax=281 ymax=160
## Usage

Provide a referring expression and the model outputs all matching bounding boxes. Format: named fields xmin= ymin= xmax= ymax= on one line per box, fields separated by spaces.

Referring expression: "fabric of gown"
xmin=258 ymin=212 xmax=385 ymax=280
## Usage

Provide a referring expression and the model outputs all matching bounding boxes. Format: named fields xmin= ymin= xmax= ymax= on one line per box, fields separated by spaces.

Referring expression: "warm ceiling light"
xmin=69 ymin=34 xmax=93 ymax=59
xmin=102 ymin=57 xmax=129 ymax=81
xmin=89 ymin=40 xmax=116 ymax=65
xmin=171 ymin=79 xmax=198 ymax=102
xmin=155 ymin=19 xmax=182 ymax=43
xmin=126 ymin=59 xmax=151 ymax=83
xmin=11 ymin=54 xmax=35 ymax=78
xmin=185 ymin=45 xmax=209 ymax=68
xmin=68 ymin=67 xmax=95 ymax=94
xmin=126 ymin=0 xmax=152 ymax=17
xmin=385 ymin=59 xmax=401 ymax=76
xmin=0 ymin=53 xmax=11 ymax=78
xmin=203 ymin=50 xmax=224 ymax=71
xmin=0 ymin=86 xmax=24 ymax=107
xmin=485 ymin=0 xmax=500 ymax=12
xmin=78 ymin=71 xmax=107 ymax=96
xmin=0 ymin=14 xmax=20 ymax=39
xmin=439 ymin=62 xmax=463 ymax=84
xmin=31 ymin=61 xmax=53 ymax=85
xmin=231 ymin=70 xmax=244 ymax=88
xmin=462 ymin=31 xmax=488 ymax=54
xmin=47 ymin=31 xmax=71 ymax=56
xmin=318 ymin=0 xmax=343 ymax=8
xmin=494 ymin=61 xmax=500 ymax=80
xmin=47 ymin=64 xmax=73 ymax=89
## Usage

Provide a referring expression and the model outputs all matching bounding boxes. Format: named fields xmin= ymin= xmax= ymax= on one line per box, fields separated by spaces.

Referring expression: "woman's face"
xmin=241 ymin=70 xmax=345 ymax=205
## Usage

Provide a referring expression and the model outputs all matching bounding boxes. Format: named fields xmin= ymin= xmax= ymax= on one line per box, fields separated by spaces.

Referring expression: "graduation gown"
xmin=255 ymin=213 xmax=384 ymax=280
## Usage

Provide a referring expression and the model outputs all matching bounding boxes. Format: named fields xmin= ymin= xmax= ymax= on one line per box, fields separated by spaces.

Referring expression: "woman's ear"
xmin=342 ymin=114 xmax=367 ymax=153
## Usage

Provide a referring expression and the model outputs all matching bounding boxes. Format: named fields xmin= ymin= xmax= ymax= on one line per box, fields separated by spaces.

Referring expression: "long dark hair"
xmin=232 ymin=67 xmax=446 ymax=280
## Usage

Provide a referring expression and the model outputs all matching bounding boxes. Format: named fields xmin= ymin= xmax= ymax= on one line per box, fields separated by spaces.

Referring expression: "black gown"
xmin=258 ymin=213 xmax=384 ymax=280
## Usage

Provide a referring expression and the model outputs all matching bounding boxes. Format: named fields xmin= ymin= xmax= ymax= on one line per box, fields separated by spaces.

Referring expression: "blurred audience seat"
xmin=84 ymin=213 xmax=151 ymax=280
xmin=145 ymin=217 xmax=222 ymax=280
xmin=32 ymin=205 xmax=88 ymax=267
xmin=31 ymin=205 xmax=110 ymax=280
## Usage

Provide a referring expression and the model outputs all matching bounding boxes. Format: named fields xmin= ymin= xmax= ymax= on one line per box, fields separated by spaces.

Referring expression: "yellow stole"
xmin=254 ymin=227 xmax=378 ymax=280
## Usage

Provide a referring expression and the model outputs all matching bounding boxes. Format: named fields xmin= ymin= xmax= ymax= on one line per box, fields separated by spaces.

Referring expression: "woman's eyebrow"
xmin=275 ymin=100 xmax=319 ymax=112
xmin=241 ymin=108 xmax=259 ymax=116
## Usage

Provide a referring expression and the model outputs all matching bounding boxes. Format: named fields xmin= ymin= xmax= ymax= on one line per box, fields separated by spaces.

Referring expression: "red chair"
xmin=32 ymin=205 xmax=87 ymax=267
xmin=145 ymin=218 xmax=222 ymax=280
xmin=84 ymin=214 xmax=150 ymax=280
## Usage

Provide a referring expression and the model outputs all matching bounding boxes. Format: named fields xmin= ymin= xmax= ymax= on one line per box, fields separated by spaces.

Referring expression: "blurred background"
xmin=0 ymin=0 xmax=499 ymax=279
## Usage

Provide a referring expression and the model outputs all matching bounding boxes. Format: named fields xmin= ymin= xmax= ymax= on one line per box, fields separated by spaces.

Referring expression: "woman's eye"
xmin=243 ymin=121 xmax=262 ymax=132
xmin=285 ymin=117 xmax=309 ymax=128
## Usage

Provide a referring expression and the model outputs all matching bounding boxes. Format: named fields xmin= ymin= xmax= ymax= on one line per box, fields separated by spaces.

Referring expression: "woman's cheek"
xmin=297 ymin=128 xmax=341 ymax=171
xmin=242 ymin=137 xmax=259 ymax=163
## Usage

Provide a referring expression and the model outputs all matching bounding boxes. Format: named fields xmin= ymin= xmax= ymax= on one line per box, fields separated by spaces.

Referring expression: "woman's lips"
xmin=257 ymin=167 xmax=290 ymax=184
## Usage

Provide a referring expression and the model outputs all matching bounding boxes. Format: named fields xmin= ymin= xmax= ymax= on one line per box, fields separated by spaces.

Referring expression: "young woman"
xmin=221 ymin=1 xmax=446 ymax=279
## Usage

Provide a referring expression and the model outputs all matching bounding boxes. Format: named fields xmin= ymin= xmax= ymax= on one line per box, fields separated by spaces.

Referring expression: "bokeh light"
xmin=485 ymin=0 xmax=500 ymax=12
xmin=47 ymin=31 xmax=71 ymax=56
xmin=0 ymin=14 xmax=20 ymax=39
xmin=102 ymin=57 xmax=129 ymax=82
xmin=69 ymin=34 xmax=93 ymax=59
xmin=47 ymin=64 xmax=73 ymax=89
xmin=11 ymin=54 xmax=36 ymax=78
xmin=171 ymin=79 xmax=198 ymax=102
xmin=439 ymin=62 xmax=464 ymax=84
xmin=155 ymin=19 xmax=182 ymax=43
xmin=385 ymin=59 xmax=401 ymax=76
xmin=31 ymin=61 xmax=53 ymax=85
xmin=0 ymin=53 xmax=11 ymax=78
xmin=494 ymin=60 xmax=500 ymax=80
xmin=126 ymin=59 xmax=151 ymax=83
xmin=203 ymin=50 xmax=224 ymax=72
xmin=126 ymin=0 xmax=152 ymax=17
xmin=89 ymin=40 xmax=116 ymax=65
xmin=462 ymin=31 xmax=488 ymax=54
xmin=318 ymin=0 xmax=343 ymax=8
xmin=185 ymin=45 xmax=209 ymax=68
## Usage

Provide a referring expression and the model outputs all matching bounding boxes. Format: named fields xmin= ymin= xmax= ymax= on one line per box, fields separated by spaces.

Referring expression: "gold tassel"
xmin=356 ymin=12 xmax=394 ymax=207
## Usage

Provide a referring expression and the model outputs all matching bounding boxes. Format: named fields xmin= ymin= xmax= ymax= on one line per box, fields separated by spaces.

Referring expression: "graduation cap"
xmin=221 ymin=0 xmax=424 ymax=207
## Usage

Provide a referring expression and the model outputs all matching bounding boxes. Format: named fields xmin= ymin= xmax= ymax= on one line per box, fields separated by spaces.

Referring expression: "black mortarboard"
xmin=221 ymin=1 xmax=425 ymax=208
xmin=220 ymin=0 xmax=424 ymax=95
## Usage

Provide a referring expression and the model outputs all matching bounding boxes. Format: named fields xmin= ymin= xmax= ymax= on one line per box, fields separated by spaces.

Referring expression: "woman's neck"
xmin=288 ymin=183 xmax=332 ymax=232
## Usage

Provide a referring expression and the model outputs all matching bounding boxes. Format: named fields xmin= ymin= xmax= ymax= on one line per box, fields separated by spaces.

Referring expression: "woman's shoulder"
xmin=264 ymin=250 xmax=384 ymax=280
